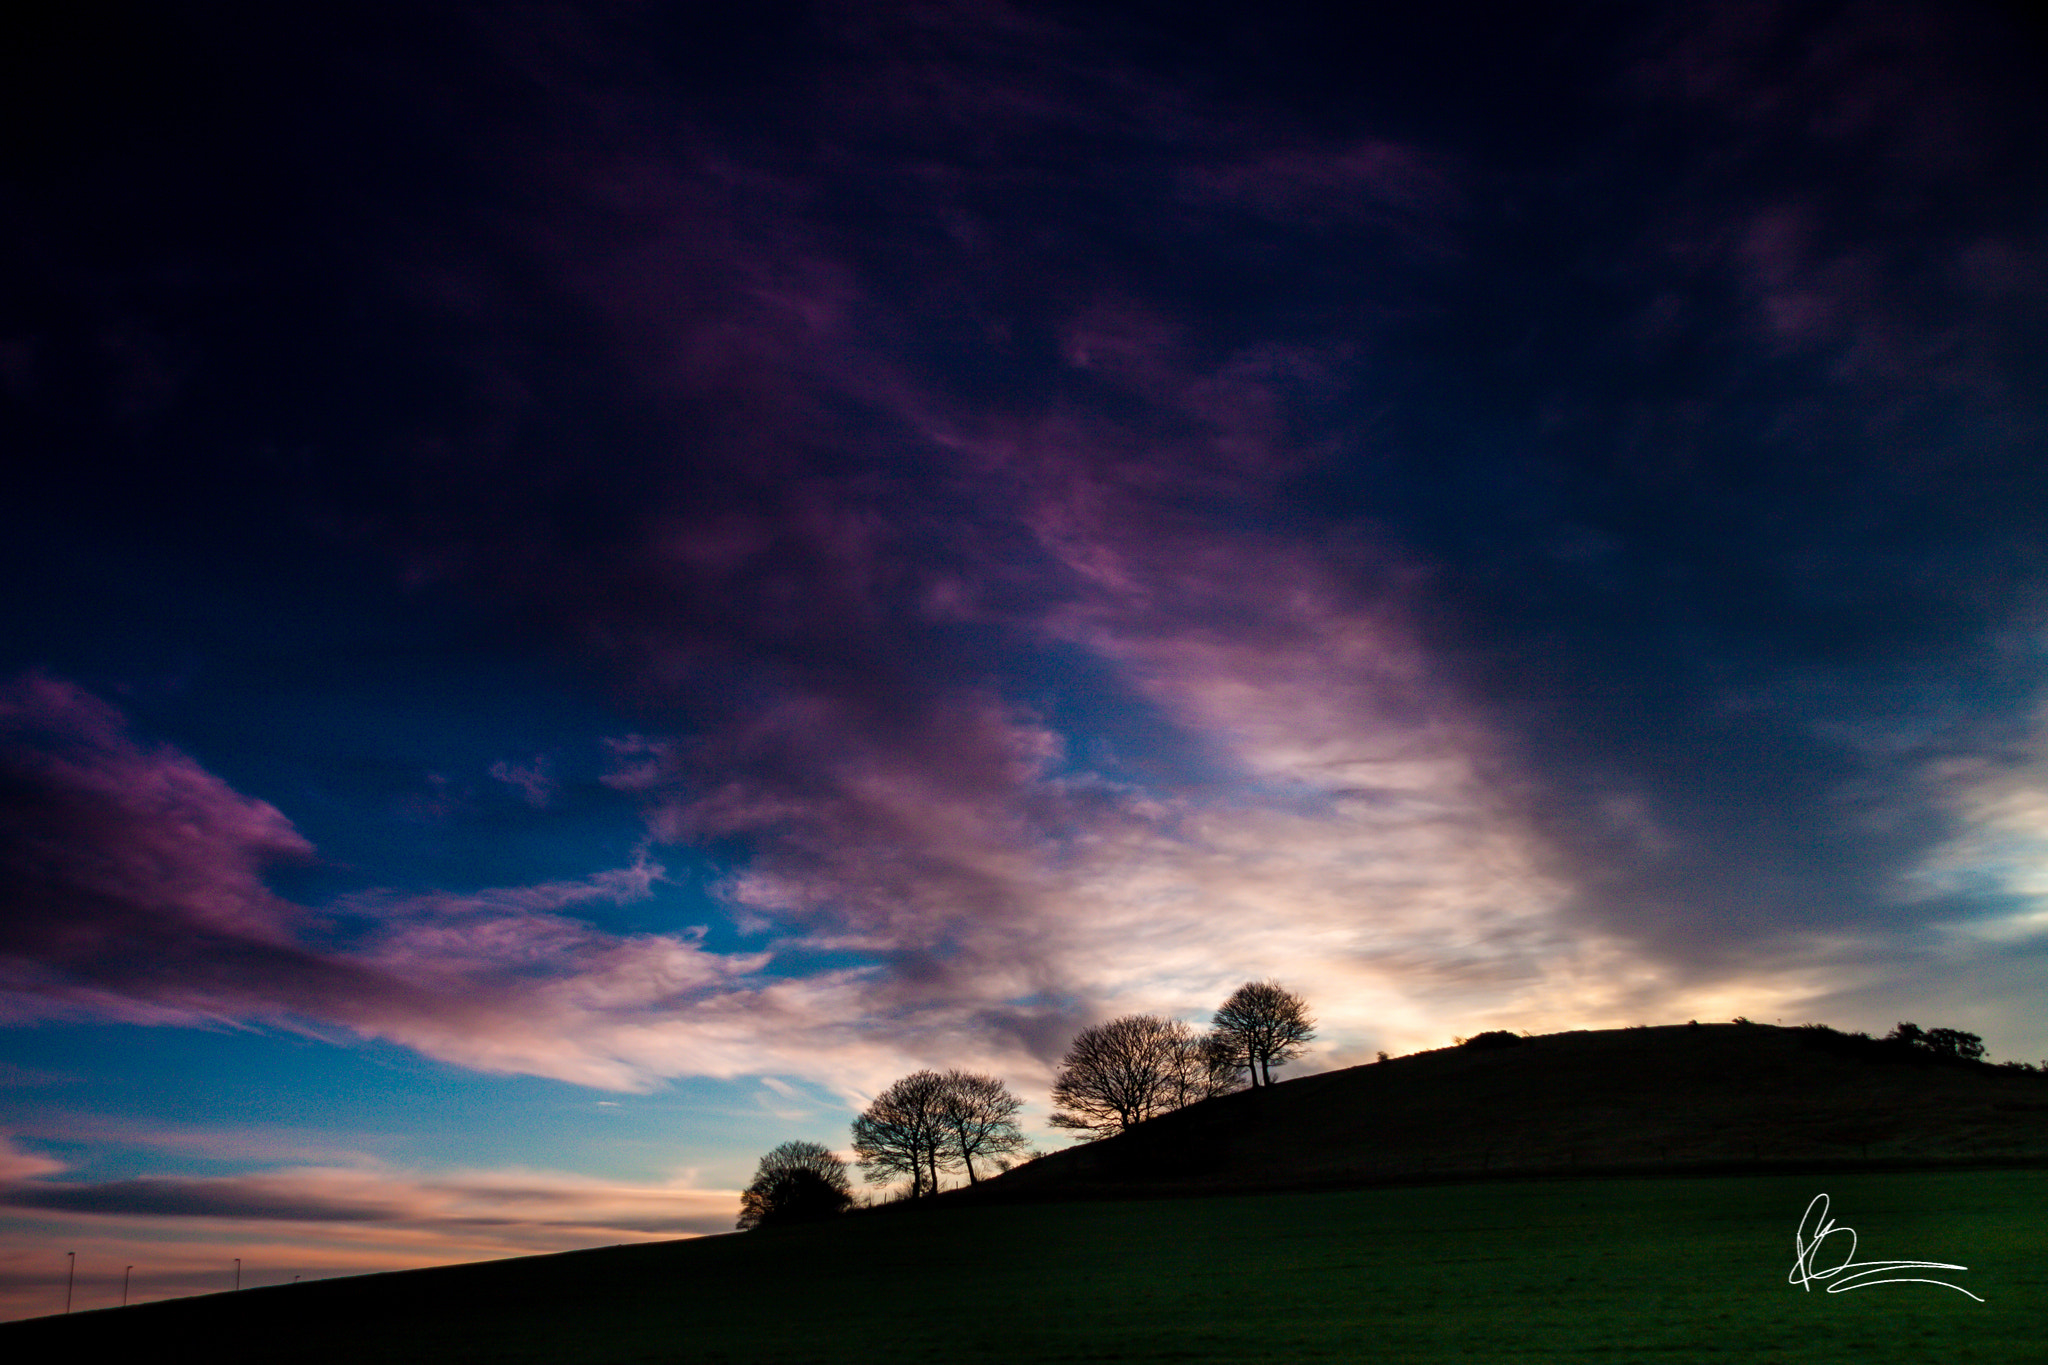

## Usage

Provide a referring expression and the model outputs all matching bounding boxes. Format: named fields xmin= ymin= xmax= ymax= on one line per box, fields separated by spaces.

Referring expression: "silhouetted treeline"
xmin=740 ymin=1010 xmax=2035 ymax=1226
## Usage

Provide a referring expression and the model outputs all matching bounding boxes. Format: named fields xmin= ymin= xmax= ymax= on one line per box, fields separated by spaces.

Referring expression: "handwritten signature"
xmin=1790 ymin=1193 xmax=1983 ymax=1301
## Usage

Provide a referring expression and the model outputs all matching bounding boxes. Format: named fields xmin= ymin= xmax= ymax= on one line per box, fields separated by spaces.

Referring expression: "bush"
xmin=1462 ymin=1030 xmax=1523 ymax=1050
xmin=737 ymin=1140 xmax=855 ymax=1230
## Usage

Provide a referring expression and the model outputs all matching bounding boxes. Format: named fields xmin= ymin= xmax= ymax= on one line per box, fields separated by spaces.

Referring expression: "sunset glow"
xmin=4 ymin=0 xmax=2045 ymax=1321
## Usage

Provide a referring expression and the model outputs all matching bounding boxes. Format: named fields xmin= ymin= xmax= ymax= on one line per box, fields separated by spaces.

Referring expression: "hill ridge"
xmin=964 ymin=1022 xmax=2048 ymax=1201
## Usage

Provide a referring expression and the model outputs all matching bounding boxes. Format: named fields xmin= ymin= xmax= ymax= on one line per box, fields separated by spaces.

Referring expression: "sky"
xmin=3 ymin=0 xmax=2045 ymax=1321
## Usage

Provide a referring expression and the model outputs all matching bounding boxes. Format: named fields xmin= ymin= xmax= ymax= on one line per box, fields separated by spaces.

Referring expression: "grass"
xmin=7 ymin=1168 xmax=2041 ymax=1362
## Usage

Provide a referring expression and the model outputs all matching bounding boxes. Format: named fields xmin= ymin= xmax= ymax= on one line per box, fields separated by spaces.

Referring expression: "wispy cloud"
xmin=5 ymin=3 xmax=2048 ymax=1242
xmin=1 ymin=1163 xmax=733 ymax=1236
xmin=0 ymin=1143 xmax=737 ymax=1320
xmin=487 ymin=756 xmax=555 ymax=808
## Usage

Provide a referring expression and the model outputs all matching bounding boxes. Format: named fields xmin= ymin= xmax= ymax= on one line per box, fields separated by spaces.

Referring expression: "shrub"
xmin=1462 ymin=1030 xmax=1523 ymax=1050
xmin=737 ymin=1141 xmax=855 ymax=1230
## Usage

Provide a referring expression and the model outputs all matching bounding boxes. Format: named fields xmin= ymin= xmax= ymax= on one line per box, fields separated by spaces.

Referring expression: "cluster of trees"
xmin=1884 ymin=1022 xmax=1985 ymax=1061
xmin=737 ymin=1068 xmax=1029 ymax=1227
xmin=1774 ymin=1019 xmax=2041 ymax=1073
xmin=738 ymin=981 xmax=1316 ymax=1227
xmin=1050 ymin=981 xmax=1316 ymax=1136
xmin=850 ymin=1067 xmax=1030 ymax=1195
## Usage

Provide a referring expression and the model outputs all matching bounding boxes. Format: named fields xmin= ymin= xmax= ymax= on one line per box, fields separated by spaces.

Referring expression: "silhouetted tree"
xmin=736 ymin=1140 xmax=854 ymax=1230
xmin=1926 ymin=1028 xmax=1986 ymax=1061
xmin=1179 ymin=1029 xmax=1247 ymax=1104
xmin=936 ymin=1070 xmax=1029 ymax=1183
xmin=1210 ymin=980 xmax=1316 ymax=1086
xmin=1888 ymin=1022 xmax=1985 ymax=1061
xmin=851 ymin=1070 xmax=958 ymax=1197
xmin=1050 ymin=1015 xmax=1236 ymax=1138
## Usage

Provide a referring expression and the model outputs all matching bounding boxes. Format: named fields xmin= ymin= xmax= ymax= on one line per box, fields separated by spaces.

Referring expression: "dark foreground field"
xmin=5 ymin=1168 xmax=2040 ymax=1363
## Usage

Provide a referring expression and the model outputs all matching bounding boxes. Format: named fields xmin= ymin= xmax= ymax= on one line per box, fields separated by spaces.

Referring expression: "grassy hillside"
xmin=5 ymin=1023 xmax=2042 ymax=1361
xmin=3 ymin=1169 xmax=2038 ymax=1363
xmin=979 ymin=1022 xmax=2048 ymax=1198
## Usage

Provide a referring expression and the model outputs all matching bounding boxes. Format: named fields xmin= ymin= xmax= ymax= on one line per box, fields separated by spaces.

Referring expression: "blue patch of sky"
xmin=0 ymin=1023 xmax=793 ymax=1186
xmin=753 ymin=943 xmax=886 ymax=980
xmin=1003 ymin=640 xmax=1238 ymax=793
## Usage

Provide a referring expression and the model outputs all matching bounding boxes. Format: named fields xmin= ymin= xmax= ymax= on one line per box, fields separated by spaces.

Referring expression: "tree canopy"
xmin=852 ymin=1069 xmax=1031 ymax=1195
xmin=1887 ymin=1022 xmax=1986 ymax=1061
xmin=851 ymin=1069 xmax=956 ymax=1198
xmin=936 ymin=1069 xmax=1029 ymax=1184
xmin=1049 ymin=1014 xmax=1238 ymax=1138
xmin=736 ymin=1140 xmax=854 ymax=1230
xmin=1211 ymin=980 xmax=1316 ymax=1087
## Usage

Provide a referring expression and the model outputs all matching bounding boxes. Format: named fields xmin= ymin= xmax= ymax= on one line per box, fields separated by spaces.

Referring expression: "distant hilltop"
xmin=969 ymin=1022 xmax=2048 ymax=1200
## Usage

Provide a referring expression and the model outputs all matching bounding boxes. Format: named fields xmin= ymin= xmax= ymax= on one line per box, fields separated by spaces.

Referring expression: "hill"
xmin=971 ymin=1022 xmax=2048 ymax=1199
xmin=3 ymin=1023 xmax=2043 ymax=1361
xmin=5 ymin=1169 xmax=2041 ymax=1362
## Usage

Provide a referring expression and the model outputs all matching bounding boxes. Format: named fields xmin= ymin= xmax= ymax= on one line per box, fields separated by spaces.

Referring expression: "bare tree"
xmin=851 ymin=1070 xmax=958 ymax=1197
xmin=1211 ymin=980 xmax=1316 ymax=1086
xmin=1185 ymin=1028 xmax=1249 ymax=1102
xmin=1050 ymin=1015 xmax=1236 ymax=1138
xmin=736 ymin=1140 xmax=854 ymax=1230
xmin=936 ymin=1070 xmax=1029 ymax=1184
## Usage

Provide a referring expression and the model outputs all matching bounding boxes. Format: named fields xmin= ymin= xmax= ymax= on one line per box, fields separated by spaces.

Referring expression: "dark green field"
xmin=7 ymin=1168 xmax=2040 ymax=1363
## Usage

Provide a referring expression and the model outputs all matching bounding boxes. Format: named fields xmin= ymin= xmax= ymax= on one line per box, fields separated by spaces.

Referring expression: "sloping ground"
xmin=973 ymin=1023 xmax=2048 ymax=1198
xmin=7 ymin=1171 xmax=2044 ymax=1361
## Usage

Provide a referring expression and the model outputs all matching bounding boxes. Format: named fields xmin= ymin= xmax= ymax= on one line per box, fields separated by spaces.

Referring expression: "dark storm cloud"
xmin=3 ymin=0 xmax=2045 ymax=1066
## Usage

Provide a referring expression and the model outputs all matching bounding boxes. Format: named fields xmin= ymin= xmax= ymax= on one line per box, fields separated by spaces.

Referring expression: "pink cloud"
xmin=0 ymin=675 xmax=921 ymax=1090
xmin=0 ymin=1152 xmax=738 ymax=1321
xmin=0 ymin=1137 xmax=64 ymax=1185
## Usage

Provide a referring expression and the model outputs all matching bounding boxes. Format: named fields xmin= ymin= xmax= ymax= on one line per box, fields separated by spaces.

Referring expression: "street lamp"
xmin=64 ymin=1251 xmax=75 ymax=1314
xmin=123 ymin=1264 xmax=133 ymax=1307
xmin=233 ymin=1257 xmax=241 ymax=1292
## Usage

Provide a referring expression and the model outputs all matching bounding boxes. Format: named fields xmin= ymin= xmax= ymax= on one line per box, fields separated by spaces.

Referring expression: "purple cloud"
xmin=487 ymin=756 xmax=555 ymax=807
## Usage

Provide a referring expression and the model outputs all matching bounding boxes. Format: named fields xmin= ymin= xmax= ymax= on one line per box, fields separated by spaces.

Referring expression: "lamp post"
xmin=233 ymin=1257 xmax=240 ymax=1292
xmin=123 ymin=1265 xmax=133 ymax=1307
xmin=64 ymin=1252 xmax=74 ymax=1314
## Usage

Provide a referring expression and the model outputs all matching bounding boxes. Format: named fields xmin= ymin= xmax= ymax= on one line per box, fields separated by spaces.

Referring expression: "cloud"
xmin=0 ymin=1164 xmax=733 ymax=1237
xmin=0 ymin=674 xmax=872 ymax=1090
xmin=5 ymin=1176 xmax=397 ymax=1222
xmin=487 ymin=756 xmax=555 ymax=807
xmin=0 ymin=1149 xmax=738 ymax=1320
xmin=1910 ymin=711 xmax=2048 ymax=949
xmin=0 ymin=1137 xmax=64 ymax=1185
xmin=0 ymin=673 xmax=390 ymax=1030
xmin=7 ymin=0 xmax=2048 ymax=1119
xmin=0 ymin=631 xmax=1616 ymax=1106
